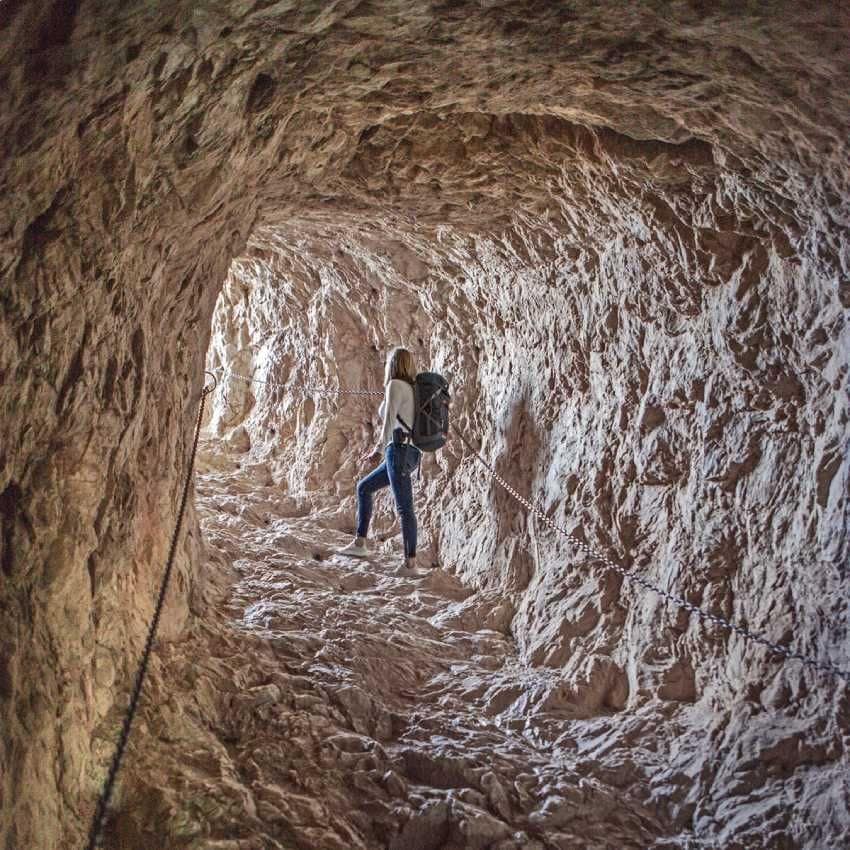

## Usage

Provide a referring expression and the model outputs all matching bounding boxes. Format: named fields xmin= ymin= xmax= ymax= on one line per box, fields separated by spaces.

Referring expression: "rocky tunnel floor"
xmin=105 ymin=440 xmax=696 ymax=850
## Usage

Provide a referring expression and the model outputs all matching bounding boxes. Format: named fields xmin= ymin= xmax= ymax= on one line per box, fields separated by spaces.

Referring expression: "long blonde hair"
xmin=385 ymin=346 xmax=416 ymax=385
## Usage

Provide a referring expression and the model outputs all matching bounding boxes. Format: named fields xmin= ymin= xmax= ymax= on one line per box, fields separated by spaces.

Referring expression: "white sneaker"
xmin=394 ymin=557 xmax=418 ymax=577
xmin=338 ymin=540 xmax=369 ymax=558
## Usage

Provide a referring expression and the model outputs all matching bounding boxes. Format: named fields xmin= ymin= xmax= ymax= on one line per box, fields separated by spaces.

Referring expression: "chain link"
xmin=85 ymin=375 xmax=217 ymax=849
xmin=210 ymin=365 xmax=384 ymax=396
xmin=451 ymin=427 xmax=848 ymax=682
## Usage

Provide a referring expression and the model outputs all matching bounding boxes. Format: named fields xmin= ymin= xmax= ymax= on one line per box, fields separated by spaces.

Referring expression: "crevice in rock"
xmin=36 ymin=0 xmax=80 ymax=51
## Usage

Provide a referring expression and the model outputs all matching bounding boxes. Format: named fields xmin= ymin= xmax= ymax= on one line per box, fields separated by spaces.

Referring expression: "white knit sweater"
xmin=377 ymin=379 xmax=415 ymax=448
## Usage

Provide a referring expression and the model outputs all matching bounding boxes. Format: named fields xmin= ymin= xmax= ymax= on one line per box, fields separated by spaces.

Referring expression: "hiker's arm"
xmin=360 ymin=445 xmax=382 ymax=463
xmin=379 ymin=379 xmax=403 ymax=450
xmin=360 ymin=384 xmax=392 ymax=463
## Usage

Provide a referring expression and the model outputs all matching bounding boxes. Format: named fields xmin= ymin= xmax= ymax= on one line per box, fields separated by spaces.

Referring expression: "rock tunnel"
xmin=1 ymin=2 xmax=849 ymax=848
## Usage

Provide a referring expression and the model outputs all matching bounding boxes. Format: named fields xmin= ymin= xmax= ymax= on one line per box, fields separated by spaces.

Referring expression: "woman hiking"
xmin=338 ymin=346 xmax=421 ymax=572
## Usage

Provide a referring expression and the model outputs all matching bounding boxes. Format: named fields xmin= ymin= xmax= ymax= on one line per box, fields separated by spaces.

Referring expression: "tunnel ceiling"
xmin=4 ymin=1 xmax=849 ymax=254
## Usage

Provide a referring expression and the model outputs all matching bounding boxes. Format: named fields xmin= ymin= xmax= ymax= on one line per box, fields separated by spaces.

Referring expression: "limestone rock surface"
xmin=0 ymin=1 xmax=848 ymax=848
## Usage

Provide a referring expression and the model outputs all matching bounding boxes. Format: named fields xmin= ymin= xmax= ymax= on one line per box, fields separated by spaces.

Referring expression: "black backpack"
xmin=397 ymin=372 xmax=450 ymax=452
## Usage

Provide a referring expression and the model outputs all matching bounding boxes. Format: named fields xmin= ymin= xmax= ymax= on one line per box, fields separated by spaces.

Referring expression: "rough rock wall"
xmin=1 ymin=0 xmax=848 ymax=847
xmin=207 ymin=190 xmax=850 ymax=844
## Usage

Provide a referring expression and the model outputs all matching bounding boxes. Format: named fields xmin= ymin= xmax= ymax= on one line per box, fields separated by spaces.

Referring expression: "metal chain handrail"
xmin=205 ymin=365 xmax=849 ymax=682
xmin=84 ymin=373 xmax=217 ymax=849
xmin=451 ymin=425 xmax=849 ymax=682
xmin=209 ymin=365 xmax=384 ymax=396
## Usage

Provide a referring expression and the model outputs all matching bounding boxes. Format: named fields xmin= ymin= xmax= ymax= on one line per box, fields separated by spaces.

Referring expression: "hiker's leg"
xmin=387 ymin=445 xmax=417 ymax=559
xmin=356 ymin=459 xmax=390 ymax=540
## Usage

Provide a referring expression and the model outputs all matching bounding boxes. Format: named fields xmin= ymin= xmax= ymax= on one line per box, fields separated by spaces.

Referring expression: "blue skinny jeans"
xmin=356 ymin=442 xmax=421 ymax=558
